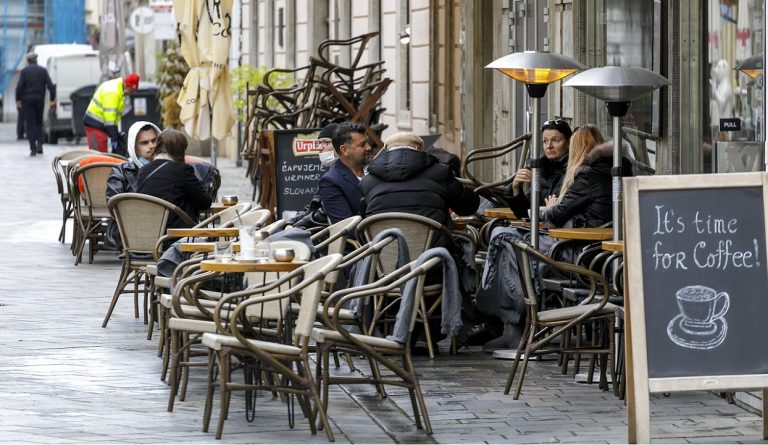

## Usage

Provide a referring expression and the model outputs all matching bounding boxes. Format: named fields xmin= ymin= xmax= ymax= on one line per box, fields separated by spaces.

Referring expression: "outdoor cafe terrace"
xmin=0 ymin=126 xmax=765 ymax=444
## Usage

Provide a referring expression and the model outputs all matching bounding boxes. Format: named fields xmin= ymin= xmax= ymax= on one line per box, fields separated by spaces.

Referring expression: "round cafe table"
xmin=483 ymin=207 xmax=519 ymax=219
xmin=200 ymin=259 xmax=306 ymax=273
xmin=601 ymin=240 xmax=624 ymax=252
xmin=167 ymin=228 xmax=240 ymax=238
xmin=179 ymin=242 xmax=241 ymax=254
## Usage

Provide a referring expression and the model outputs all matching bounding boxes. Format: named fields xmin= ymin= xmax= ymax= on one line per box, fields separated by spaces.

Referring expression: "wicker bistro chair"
xmin=357 ymin=212 xmax=458 ymax=358
xmin=71 ymin=162 xmax=118 ymax=265
xmin=51 ymin=149 xmax=97 ymax=243
xmin=163 ymin=240 xmax=314 ymax=410
xmin=223 ymin=207 xmax=271 ymax=228
xmin=102 ymin=193 xmax=195 ymax=328
xmin=195 ymin=202 xmax=252 ymax=228
xmin=504 ymin=241 xmax=620 ymax=399
xmin=312 ymin=253 xmax=446 ymax=435
xmin=199 ymin=254 xmax=343 ymax=441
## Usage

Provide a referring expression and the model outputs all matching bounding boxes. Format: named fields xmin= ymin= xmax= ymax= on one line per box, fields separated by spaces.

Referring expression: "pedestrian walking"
xmin=15 ymin=52 xmax=55 ymax=156
xmin=82 ymin=73 xmax=140 ymax=155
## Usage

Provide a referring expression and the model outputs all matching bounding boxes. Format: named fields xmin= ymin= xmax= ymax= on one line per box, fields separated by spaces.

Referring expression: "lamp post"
xmin=486 ymin=51 xmax=584 ymax=250
xmin=734 ymin=53 xmax=765 ymax=169
xmin=564 ymin=66 xmax=669 ymax=242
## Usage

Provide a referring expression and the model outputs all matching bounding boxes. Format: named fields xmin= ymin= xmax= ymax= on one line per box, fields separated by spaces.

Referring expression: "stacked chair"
xmin=240 ymin=32 xmax=391 ymax=200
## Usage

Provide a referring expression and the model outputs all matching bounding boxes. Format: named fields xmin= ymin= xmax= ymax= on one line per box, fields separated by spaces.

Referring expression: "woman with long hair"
xmin=543 ymin=124 xmax=628 ymax=228
xmin=136 ymin=129 xmax=212 ymax=228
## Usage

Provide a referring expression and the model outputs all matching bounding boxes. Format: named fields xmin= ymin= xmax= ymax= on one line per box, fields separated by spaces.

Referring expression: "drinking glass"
xmin=213 ymin=240 xmax=233 ymax=262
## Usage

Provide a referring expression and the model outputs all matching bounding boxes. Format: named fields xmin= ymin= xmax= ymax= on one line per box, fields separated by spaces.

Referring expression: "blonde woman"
xmin=543 ymin=124 xmax=630 ymax=228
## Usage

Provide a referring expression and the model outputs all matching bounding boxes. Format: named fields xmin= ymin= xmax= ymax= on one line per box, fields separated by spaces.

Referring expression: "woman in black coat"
xmin=543 ymin=124 xmax=633 ymax=228
xmin=136 ymin=129 xmax=212 ymax=228
xmin=504 ymin=119 xmax=572 ymax=218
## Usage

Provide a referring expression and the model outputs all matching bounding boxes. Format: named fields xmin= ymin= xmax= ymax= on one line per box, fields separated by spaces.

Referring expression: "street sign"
xmin=129 ymin=6 xmax=154 ymax=35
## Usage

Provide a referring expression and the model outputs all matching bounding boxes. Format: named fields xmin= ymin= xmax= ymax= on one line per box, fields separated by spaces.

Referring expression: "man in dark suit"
xmin=318 ymin=121 xmax=370 ymax=223
xmin=15 ymin=52 xmax=55 ymax=156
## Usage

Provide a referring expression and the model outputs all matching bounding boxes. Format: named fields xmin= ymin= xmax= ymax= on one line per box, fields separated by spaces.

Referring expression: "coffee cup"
xmin=675 ymin=285 xmax=729 ymax=327
xmin=241 ymin=247 xmax=259 ymax=260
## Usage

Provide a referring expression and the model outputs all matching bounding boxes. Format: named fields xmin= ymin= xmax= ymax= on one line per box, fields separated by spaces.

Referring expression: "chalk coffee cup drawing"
xmin=667 ymin=285 xmax=729 ymax=350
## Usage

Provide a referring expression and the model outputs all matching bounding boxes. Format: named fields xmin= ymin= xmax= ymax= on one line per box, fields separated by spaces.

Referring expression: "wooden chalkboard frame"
xmin=624 ymin=172 xmax=768 ymax=443
xmin=257 ymin=128 xmax=323 ymax=218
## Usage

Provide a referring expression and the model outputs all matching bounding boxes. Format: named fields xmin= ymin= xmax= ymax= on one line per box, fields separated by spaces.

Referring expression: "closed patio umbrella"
xmin=99 ymin=0 xmax=127 ymax=80
xmin=174 ymin=0 xmax=236 ymax=166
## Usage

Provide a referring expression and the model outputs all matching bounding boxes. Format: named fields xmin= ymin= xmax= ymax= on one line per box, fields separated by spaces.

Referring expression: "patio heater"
xmin=564 ymin=66 xmax=669 ymax=242
xmin=486 ymin=51 xmax=584 ymax=250
xmin=734 ymin=53 xmax=765 ymax=170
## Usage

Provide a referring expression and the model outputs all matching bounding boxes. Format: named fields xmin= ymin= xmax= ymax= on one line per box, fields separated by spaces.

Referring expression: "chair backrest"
xmin=225 ymin=208 xmax=272 ymax=228
xmin=292 ymin=254 xmax=344 ymax=340
xmin=261 ymin=218 xmax=288 ymax=235
xmin=52 ymin=150 xmax=94 ymax=195
xmin=461 ymin=134 xmax=531 ymax=207
xmin=108 ymin=193 xmax=195 ymax=257
xmin=232 ymin=254 xmax=343 ymax=347
xmin=72 ymin=162 xmax=116 ymax=211
xmin=311 ymin=215 xmax=361 ymax=284
xmin=512 ymin=241 xmax=609 ymax=320
xmin=357 ymin=212 xmax=452 ymax=275
xmin=215 ymin=202 xmax=253 ymax=227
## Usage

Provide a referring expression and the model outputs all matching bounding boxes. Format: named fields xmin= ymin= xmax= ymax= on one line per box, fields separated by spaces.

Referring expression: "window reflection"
xmin=602 ymin=0 xmax=660 ymax=136
xmin=708 ymin=0 xmax=764 ymax=172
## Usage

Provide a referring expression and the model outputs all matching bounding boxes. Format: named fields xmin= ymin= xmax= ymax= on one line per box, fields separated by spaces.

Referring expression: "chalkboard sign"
xmin=265 ymin=128 xmax=323 ymax=219
xmin=624 ymin=172 xmax=768 ymax=443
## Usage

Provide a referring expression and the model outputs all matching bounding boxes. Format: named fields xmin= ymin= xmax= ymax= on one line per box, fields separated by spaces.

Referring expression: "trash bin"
xmin=121 ymin=81 xmax=160 ymax=131
xmin=70 ymin=84 xmax=98 ymax=140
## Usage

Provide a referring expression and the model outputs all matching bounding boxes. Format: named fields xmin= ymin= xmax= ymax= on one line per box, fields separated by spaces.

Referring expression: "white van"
xmin=43 ymin=51 xmax=101 ymax=143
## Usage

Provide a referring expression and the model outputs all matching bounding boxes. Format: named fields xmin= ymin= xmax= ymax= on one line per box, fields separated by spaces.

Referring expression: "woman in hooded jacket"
xmin=543 ymin=124 xmax=633 ymax=228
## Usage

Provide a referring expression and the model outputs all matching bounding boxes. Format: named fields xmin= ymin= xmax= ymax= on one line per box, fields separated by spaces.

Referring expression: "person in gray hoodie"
xmin=106 ymin=121 xmax=160 ymax=200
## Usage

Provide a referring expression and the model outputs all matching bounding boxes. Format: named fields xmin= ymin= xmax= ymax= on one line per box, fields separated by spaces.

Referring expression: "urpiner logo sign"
xmin=292 ymin=133 xmax=322 ymax=157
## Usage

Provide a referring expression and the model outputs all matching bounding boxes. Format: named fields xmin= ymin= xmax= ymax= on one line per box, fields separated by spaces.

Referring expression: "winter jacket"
xmin=318 ymin=161 xmax=365 ymax=224
xmin=15 ymin=63 xmax=55 ymax=102
xmin=106 ymin=121 xmax=161 ymax=200
xmin=136 ymin=159 xmax=212 ymax=229
xmin=83 ymin=77 xmax=126 ymax=141
xmin=503 ymin=155 xmax=568 ymax=219
xmin=361 ymin=148 xmax=480 ymax=227
xmin=543 ymin=141 xmax=633 ymax=228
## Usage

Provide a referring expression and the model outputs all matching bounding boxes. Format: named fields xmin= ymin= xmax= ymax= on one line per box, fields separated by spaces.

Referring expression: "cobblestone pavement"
xmin=0 ymin=122 xmax=765 ymax=444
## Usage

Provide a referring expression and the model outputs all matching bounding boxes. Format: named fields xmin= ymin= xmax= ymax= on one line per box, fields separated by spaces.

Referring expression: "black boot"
xmin=482 ymin=323 xmax=524 ymax=353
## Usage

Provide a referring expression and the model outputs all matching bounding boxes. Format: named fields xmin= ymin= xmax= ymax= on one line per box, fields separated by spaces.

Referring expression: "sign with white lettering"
xmin=624 ymin=172 xmax=768 ymax=443
xmin=719 ymin=117 xmax=742 ymax=132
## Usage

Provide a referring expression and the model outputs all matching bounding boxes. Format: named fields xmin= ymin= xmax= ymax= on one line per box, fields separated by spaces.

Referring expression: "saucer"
xmin=666 ymin=314 xmax=727 ymax=350
xmin=234 ymin=256 xmax=270 ymax=263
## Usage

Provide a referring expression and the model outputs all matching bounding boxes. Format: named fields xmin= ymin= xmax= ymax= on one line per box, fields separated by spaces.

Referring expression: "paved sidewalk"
xmin=0 ymin=123 xmax=765 ymax=444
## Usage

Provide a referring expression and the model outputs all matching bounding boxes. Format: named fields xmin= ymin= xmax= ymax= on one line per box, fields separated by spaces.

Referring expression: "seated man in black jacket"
xmin=361 ymin=132 xmax=479 ymax=228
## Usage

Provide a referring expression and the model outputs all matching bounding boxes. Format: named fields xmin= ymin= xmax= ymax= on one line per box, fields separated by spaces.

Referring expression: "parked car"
xmin=43 ymin=51 xmax=101 ymax=144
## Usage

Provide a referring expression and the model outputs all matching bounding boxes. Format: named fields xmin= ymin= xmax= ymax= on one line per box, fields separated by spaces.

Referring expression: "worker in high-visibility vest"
xmin=82 ymin=73 xmax=140 ymax=155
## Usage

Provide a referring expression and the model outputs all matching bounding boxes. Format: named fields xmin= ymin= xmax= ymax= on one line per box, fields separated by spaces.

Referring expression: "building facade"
xmin=242 ymin=0 xmax=765 ymax=187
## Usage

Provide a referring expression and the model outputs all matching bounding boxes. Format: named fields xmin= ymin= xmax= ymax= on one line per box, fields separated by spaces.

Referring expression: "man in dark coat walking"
xmin=15 ymin=52 xmax=55 ymax=156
